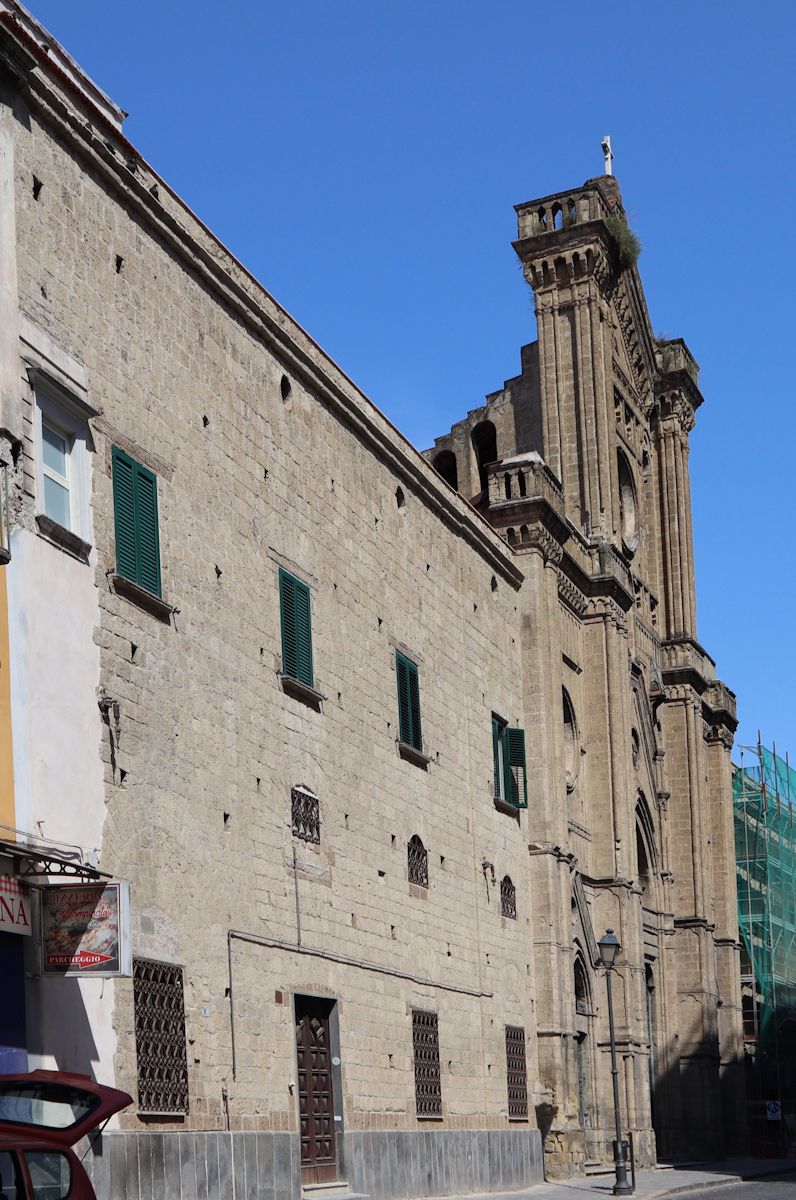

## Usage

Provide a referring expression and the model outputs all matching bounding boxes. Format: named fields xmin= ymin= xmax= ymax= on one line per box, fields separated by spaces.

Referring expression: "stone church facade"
xmin=424 ymin=180 xmax=746 ymax=1171
xmin=0 ymin=3 xmax=744 ymax=1195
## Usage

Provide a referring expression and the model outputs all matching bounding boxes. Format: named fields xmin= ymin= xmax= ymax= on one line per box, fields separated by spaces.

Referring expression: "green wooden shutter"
xmin=396 ymin=653 xmax=412 ymax=746
xmin=407 ymin=659 xmax=422 ymax=751
xmin=294 ymin=577 xmax=313 ymax=686
xmin=280 ymin=569 xmax=298 ymax=679
xmin=492 ymin=718 xmax=502 ymax=799
xmin=280 ymin=569 xmax=313 ymax=686
xmin=507 ymin=727 xmax=528 ymax=808
xmin=502 ymin=730 xmax=513 ymax=804
xmin=112 ymin=447 xmax=137 ymax=584
xmin=112 ymin=447 xmax=161 ymax=596
xmin=134 ymin=463 xmax=161 ymax=597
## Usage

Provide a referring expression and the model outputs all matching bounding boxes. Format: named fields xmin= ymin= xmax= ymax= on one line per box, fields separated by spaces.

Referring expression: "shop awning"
xmin=0 ymin=838 xmax=109 ymax=882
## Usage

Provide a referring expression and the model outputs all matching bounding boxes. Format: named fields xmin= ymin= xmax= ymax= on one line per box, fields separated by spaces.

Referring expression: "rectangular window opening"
xmin=492 ymin=716 xmax=527 ymax=808
xmin=34 ymin=382 xmax=93 ymax=550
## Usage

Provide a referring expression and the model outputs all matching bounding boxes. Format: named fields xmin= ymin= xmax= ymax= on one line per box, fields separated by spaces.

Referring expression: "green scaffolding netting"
xmin=734 ymin=744 xmax=796 ymax=1121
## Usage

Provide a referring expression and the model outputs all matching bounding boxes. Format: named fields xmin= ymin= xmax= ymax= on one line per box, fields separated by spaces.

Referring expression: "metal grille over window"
xmin=292 ymin=787 xmax=320 ymax=844
xmin=408 ymin=834 xmax=428 ymax=888
xmin=133 ymin=958 xmax=189 ymax=1114
xmin=505 ymin=1025 xmax=528 ymax=1120
xmin=412 ymin=1009 xmax=442 ymax=1117
xmin=500 ymin=875 xmax=516 ymax=919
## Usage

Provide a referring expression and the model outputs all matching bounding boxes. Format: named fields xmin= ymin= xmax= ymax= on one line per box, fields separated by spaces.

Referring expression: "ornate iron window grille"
xmin=505 ymin=1025 xmax=528 ymax=1120
xmin=500 ymin=875 xmax=516 ymax=919
xmin=412 ymin=1009 xmax=442 ymax=1117
xmin=407 ymin=834 xmax=428 ymax=888
xmin=133 ymin=957 xmax=189 ymax=1114
xmin=292 ymin=787 xmax=320 ymax=844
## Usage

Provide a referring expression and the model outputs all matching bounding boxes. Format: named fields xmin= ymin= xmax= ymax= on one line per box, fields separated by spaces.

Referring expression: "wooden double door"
xmin=295 ymin=996 xmax=338 ymax=1184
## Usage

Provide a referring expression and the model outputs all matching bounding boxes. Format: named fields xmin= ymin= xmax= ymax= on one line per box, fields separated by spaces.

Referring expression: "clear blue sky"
xmin=28 ymin=1 xmax=796 ymax=759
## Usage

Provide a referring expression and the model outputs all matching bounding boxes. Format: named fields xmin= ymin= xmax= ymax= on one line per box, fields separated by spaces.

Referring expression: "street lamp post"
xmin=598 ymin=928 xmax=633 ymax=1196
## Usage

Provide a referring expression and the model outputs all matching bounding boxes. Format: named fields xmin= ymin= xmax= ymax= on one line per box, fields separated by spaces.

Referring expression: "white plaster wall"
xmin=7 ymin=526 xmax=117 ymax=1079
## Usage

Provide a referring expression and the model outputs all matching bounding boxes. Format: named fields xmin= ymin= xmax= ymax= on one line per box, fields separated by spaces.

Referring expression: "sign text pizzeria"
xmin=41 ymin=881 xmax=131 ymax=977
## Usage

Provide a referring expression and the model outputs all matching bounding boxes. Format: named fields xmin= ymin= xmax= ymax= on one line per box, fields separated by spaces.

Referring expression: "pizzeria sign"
xmin=41 ymin=881 xmax=131 ymax=977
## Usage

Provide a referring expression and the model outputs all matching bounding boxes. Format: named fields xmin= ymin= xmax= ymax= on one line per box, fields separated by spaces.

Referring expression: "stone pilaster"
xmin=653 ymin=341 xmax=702 ymax=642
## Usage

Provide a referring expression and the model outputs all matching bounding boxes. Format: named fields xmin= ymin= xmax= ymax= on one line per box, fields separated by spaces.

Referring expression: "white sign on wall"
xmin=767 ymin=1101 xmax=782 ymax=1122
xmin=0 ymin=876 xmax=32 ymax=936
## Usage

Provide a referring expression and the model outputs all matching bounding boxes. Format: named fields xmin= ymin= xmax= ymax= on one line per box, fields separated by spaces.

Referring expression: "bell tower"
xmin=513 ymin=175 xmax=657 ymax=549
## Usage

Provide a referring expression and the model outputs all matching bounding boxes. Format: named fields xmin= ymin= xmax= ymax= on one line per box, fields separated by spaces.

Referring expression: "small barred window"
xmin=292 ymin=786 xmax=320 ymax=844
xmin=408 ymin=834 xmax=428 ymax=888
xmin=412 ymin=1009 xmax=442 ymax=1117
xmin=505 ymin=1025 xmax=528 ymax=1120
xmin=500 ymin=875 xmax=516 ymax=919
xmin=133 ymin=958 xmax=189 ymax=1114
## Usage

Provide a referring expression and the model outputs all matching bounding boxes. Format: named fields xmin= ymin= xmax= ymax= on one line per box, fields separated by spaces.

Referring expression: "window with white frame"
xmin=33 ymin=378 xmax=92 ymax=547
xmin=41 ymin=415 xmax=72 ymax=528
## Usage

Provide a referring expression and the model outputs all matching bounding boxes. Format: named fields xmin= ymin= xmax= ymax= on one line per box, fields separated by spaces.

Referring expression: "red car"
xmin=0 ymin=1070 xmax=132 ymax=1199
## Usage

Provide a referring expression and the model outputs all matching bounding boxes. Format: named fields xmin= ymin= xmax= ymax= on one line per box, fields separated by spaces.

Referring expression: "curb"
xmin=643 ymin=1183 xmax=742 ymax=1198
xmin=641 ymin=1165 xmax=796 ymax=1198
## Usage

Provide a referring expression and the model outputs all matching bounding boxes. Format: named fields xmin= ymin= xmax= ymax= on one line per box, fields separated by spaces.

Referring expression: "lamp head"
xmin=598 ymin=927 xmax=620 ymax=968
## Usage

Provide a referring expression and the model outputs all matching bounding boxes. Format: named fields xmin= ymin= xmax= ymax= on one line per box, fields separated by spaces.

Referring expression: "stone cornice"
xmin=674 ymin=916 xmax=717 ymax=933
xmin=660 ymin=635 xmax=715 ymax=696
xmin=0 ymin=17 xmax=35 ymax=83
xmin=4 ymin=20 xmax=524 ymax=590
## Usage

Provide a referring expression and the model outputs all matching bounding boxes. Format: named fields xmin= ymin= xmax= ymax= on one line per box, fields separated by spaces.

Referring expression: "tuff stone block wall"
xmin=1 ymin=12 xmax=544 ymax=1196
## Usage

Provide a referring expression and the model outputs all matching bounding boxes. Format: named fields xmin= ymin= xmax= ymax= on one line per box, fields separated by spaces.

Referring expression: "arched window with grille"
xmin=408 ymin=835 xmax=428 ymax=888
xmin=500 ymin=875 xmax=516 ymax=919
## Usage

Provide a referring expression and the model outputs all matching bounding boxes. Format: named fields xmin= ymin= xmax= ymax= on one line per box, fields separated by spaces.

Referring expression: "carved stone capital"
xmin=704 ymin=723 xmax=734 ymax=751
xmin=656 ymin=388 xmax=696 ymax=434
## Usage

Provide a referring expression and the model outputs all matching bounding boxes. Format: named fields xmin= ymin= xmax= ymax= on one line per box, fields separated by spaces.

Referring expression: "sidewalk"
xmin=428 ymin=1158 xmax=796 ymax=1200
xmin=529 ymin=1156 xmax=794 ymax=1197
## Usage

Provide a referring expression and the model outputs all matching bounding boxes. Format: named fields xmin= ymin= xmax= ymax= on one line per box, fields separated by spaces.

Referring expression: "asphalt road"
xmin=687 ymin=1175 xmax=796 ymax=1198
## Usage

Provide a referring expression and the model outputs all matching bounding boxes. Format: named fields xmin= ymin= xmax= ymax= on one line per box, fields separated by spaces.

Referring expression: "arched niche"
xmin=433 ymin=450 xmax=458 ymax=491
xmin=471 ymin=421 xmax=498 ymax=495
